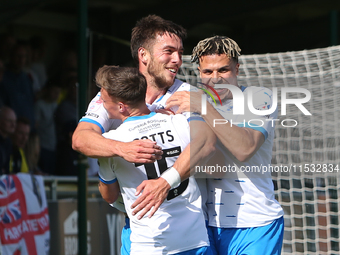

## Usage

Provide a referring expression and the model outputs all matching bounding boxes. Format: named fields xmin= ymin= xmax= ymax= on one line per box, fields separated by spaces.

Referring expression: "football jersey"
xmin=81 ymin=79 xmax=208 ymax=218
xmin=98 ymin=112 xmax=209 ymax=255
xmin=79 ymin=79 xmax=191 ymax=133
xmin=206 ymin=86 xmax=284 ymax=228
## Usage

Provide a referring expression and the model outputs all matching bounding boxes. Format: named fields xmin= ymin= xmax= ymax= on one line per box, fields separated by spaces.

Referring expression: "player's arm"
xmin=197 ymin=102 xmax=264 ymax=162
xmin=72 ymin=121 xmax=162 ymax=163
xmin=97 ymin=157 xmax=126 ymax=213
xmin=98 ymin=180 xmax=120 ymax=204
xmin=131 ymin=117 xmax=216 ymax=219
xmin=166 ymin=90 xmax=265 ymax=162
xmin=188 ymin=115 xmax=217 ymax=171
xmin=99 ymin=181 xmax=126 ymax=213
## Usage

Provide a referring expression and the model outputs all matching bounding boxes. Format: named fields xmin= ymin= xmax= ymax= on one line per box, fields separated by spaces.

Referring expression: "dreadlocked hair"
xmin=191 ymin=35 xmax=241 ymax=64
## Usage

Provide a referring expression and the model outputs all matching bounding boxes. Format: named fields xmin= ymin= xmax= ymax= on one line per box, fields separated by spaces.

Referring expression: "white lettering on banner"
xmin=3 ymin=214 xmax=49 ymax=241
xmin=37 ymin=215 xmax=49 ymax=229
xmin=0 ymin=174 xmax=50 ymax=254
xmin=107 ymin=214 xmax=117 ymax=255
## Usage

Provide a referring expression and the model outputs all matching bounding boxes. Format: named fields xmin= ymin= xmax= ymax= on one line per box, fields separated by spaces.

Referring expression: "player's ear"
xmin=197 ymin=66 xmax=202 ymax=77
xmin=118 ymin=102 xmax=128 ymax=113
xmin=118 ymin=102 xmax=125 ymax=112
xmin=235 ymin=63 xmax=240 ymax=75
xmin=138 ymin=47 xmax=148 ymax=65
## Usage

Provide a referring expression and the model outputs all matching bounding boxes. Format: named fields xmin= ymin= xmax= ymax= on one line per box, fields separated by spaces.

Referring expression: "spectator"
xmin=57 ymin=67 xmax=77 ymax=104
xmin=34 ymin=80 xmax=60 ymax=174
xmin=55 ymin=72 xmax=78 ymax=144
xmin=52 ymin=48 xmax=77 ymax=95
xmin=9 ymin=117 xmax=31 ymax=174
xmin=24 ymin=131 xmax=44 ymax=175
xmin=29 ymin=35 xmax=48 ymax=95
xmin=0 ymin=43 xmax=35 ymax=129
xmin=0 ymin=106 xmax=17 ymax=174
xmin=55 ymin=120 xmax=80 ymax=176
xmin=0 ymin=33 xmax=17 ymax=65
xmin=54 ymin=73 xmax=78 ymax=176
xmin=21 ymin=40 xmax=41 ymax=100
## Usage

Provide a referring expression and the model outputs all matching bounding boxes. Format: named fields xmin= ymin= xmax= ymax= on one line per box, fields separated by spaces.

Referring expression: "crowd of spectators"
xmin=0 ymin=33 xmax=99 ymax=177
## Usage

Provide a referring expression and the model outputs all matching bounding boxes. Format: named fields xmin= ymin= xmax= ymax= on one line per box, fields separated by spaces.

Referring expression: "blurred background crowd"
xmin=0 ymin=33 xmax=99 ymax=177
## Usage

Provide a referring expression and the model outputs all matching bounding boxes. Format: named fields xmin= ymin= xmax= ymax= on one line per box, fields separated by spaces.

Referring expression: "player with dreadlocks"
xmin=191 ymin=36 xmax=241 ymax=103
xmin=191 ymin=36 xmax=241 ymax=63
xmin=166 ymin=35 xmax=284 ymax=255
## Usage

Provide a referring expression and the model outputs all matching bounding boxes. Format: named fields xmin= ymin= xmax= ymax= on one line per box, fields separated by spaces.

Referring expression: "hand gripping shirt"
xmin=98 ymin=112 xmax=209 ymax=255
xmin=206 ymin=86 xmax=284 ymax=228
xmin=80 ymin=79 xmax=208 ymax=218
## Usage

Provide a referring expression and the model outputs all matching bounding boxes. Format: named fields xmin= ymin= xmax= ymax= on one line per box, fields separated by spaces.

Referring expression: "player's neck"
xmin=139 ymin=68 xmax=168 ymax=104
xmin=121 ymin=104 xmax=151 ymax=122
xmin=145 ymin=85 xmax=167 ymax=105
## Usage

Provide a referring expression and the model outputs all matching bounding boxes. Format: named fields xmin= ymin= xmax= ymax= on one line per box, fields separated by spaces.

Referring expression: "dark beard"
xmin=154 ymin=75 xmax=171 ymax=89
xmin=147 ymin=60 xmax=173 ymax=89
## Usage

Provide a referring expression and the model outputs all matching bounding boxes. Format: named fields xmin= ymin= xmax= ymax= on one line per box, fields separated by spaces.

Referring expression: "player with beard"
xmin=72 ymin=15 xmax=215 ymax=255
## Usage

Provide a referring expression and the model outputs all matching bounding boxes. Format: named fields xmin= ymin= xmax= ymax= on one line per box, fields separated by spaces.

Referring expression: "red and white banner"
xmin=0 ymin=173 xmax=50 ymax=255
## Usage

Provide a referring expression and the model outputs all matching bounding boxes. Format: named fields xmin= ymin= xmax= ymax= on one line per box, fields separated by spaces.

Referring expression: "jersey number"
xmin=135 ymin=146 xmax=189 ymax=200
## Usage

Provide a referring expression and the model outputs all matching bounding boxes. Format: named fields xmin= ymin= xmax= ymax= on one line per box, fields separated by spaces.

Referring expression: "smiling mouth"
xmin=167 ymin=68 xmax=177 ymax=74
xmin=215 ymin=89 xmax=227 ymax=93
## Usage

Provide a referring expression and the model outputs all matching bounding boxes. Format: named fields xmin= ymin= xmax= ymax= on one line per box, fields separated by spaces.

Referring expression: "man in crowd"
xmin=0 ymin=43 xmax=35 ymax=129
xmin=0 ymin=106 xmax=16 ymax=174
xmin=9 ymin=117 xmax=31 ymax=173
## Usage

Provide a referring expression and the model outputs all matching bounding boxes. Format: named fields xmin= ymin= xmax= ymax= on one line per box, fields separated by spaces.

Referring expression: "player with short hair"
xmin=97 ymin=65 xmax=211 ymax=255
xmin=166 ymin=35 xmax=284 ymax=255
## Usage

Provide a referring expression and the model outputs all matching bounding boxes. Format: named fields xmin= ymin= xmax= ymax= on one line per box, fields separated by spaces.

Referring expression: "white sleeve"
xmin=237 ymin=87 xmax=278 ymax=140
xmin=109 ymin=194 xmax=126 ymax=213
xmin=98 ymin=157 xmax=117 ymax=183
xmin=171 ymin=114 xmax=190 ymax=146
xmin=188 ymin=84 xmax=200 ymax=92
xmin=98 ymin=157 xmax=126 ymax=213
xmin=79 ymin=92 xmax=121 ymax=133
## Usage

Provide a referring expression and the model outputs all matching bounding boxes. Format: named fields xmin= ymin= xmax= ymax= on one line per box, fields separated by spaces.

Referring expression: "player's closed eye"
xmin=218 ymin=68 xmax=228 ymax=73
xmin=201 ymin=70 xmax=212 ymax=75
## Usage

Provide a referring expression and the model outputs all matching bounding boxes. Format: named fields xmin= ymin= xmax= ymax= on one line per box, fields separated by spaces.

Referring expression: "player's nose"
xmin=211 ymin=77 xmax=224 ymax=86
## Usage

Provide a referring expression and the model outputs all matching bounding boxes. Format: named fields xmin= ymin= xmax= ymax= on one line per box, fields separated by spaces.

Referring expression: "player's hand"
xmin=131 ymin=178 xmax=171 ymax=220
xmin=155 ymin=108 xmax=175 ymax=115
xmin=117 ymin=139 xmax=162 ymax=164
xmin=165 ymin=91 xmax=202 ymax=114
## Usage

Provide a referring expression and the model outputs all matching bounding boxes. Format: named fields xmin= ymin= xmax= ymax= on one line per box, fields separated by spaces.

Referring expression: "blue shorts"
xmin=120 ymin=218 xmax=212 ymax=255
xmin=206 ymin=220 xmax=218 ymax=255
xmin=208 ymin=216 xmax=284 ymax=255
xmin=176 ymin=246 xmax=213 ymax=255
xmin=120 ymin=216 xmax=131 ymax=255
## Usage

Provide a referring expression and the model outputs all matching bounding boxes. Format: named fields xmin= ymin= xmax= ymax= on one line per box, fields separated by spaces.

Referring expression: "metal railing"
xmin=43 ymin=176 xmax=101 ymax=201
